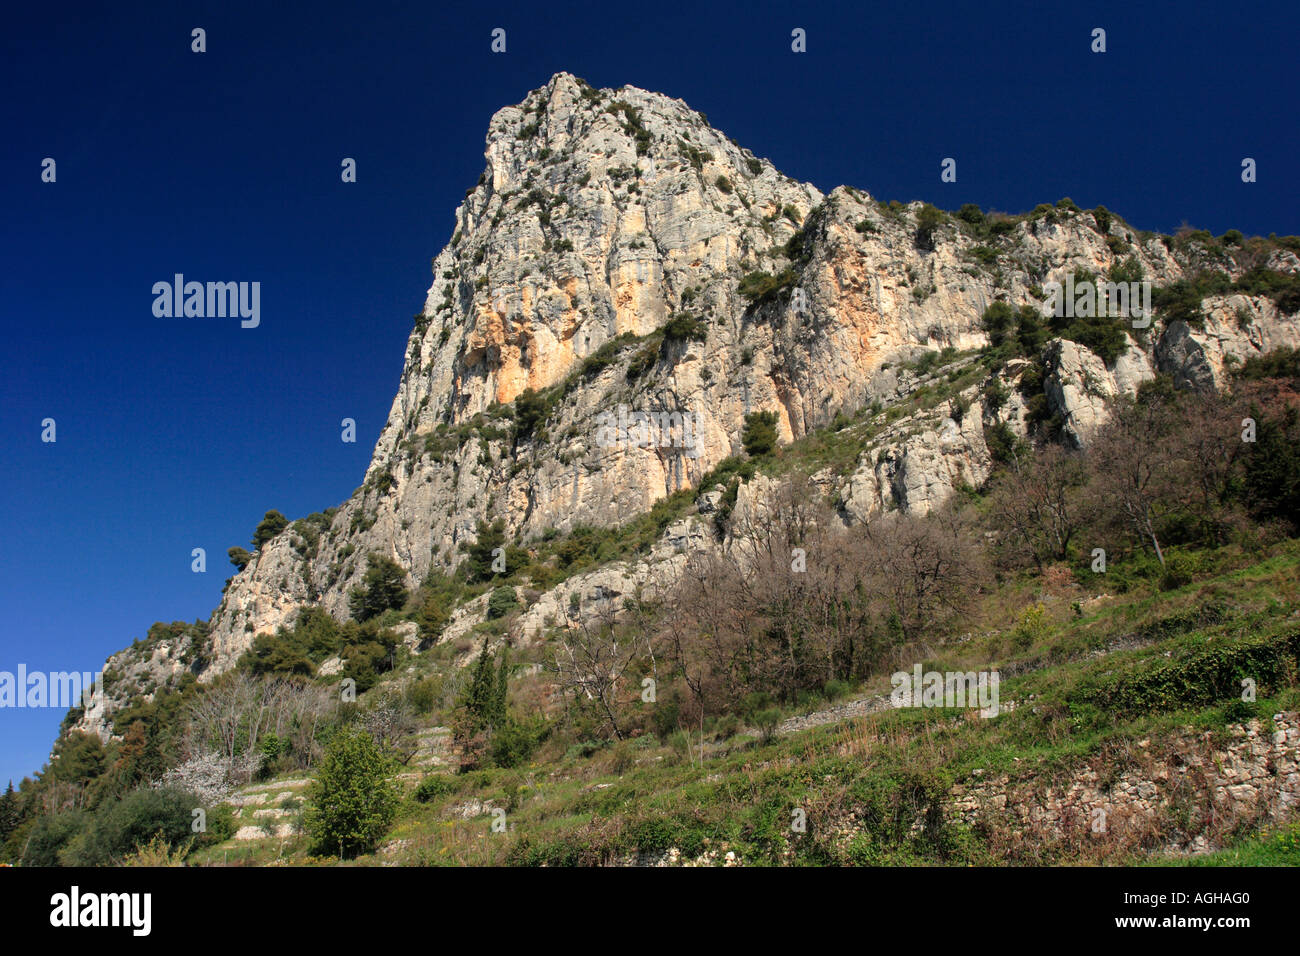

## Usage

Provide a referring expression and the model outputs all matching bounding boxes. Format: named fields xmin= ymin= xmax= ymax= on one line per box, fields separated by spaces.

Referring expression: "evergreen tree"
xmin=0 ymin=782 xmax=18 ymax=844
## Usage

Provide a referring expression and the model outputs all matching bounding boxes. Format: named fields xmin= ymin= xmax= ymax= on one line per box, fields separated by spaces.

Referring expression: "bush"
xmin=487 ymin=586 xmax=519 ymax=620
xmin=227 ymin=546 xmax=251 ymax=571
xmin=348 ymin=554 xmax=410 ymax=622
xmin=21 ymin=810 xmax=88 ymax=866
xmin=662 ymin=313 xmax=707 ymax=343
xmin=715 ymin=175 xmax=733 ymax=194
xmin=252 ymin=510 xmax=288 ymax=550
xmin=65 ymin=787 xmax=198 ymax=866
xmin=741 ymin=411 xmax=779 ymax=456
xmin=512 ymin=388 xmax=549 ymax=441
xmin=737 ymin=268 xmax=797 ymax=305
xmin=490 ymin=715 xmax=547 ymax=768
xmin=413 ymin=774 xmax=457 ymax=803
xmin=754 ymin=709 xmax=782 ymax=744
xmin=303 ymin=727 xmax=401 ymax=858
xmin=915 ymin=203 xmax=943 ymax=250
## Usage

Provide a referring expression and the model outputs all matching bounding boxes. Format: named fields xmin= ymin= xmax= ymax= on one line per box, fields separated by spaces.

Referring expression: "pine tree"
xmin=0 ymin=782 xmax=19 ymax=843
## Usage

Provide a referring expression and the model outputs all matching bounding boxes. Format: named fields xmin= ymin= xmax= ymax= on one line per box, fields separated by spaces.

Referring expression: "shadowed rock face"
xmin=70 ymin=73 xmax=1300 ymax=713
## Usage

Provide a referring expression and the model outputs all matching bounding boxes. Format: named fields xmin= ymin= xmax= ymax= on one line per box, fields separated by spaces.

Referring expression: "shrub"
xmin=251 ymin=510 xmax=288 ymax=550
xmin=715 ymin=175 xmax=733 ymax=194
xmin=737 ymin=268 xmax=797 ymax=305
xmin=490 ymin=715 xmax=547 ymax=768
xmin=65 ymin=787 xmax=197 ymax=866
xmin=303 ymin=727 xmax=401 ymax=858
xmin=754 ymin=709 xmax=782 ymax=744
xmin=413 ymin=774 xmax=457 ymax=803
xmin=915 ymin=203 xmax=943 ymax=250
xmin=512 ymin=388 xmax=549 ymax=440
xmin=741 ymin=411 xmax=779 ymax=456
xmin=348 ymin=554 xmax=410 ymax=622
xmin=487 ymin=586 xmax=519 ymax=620
xmin=227 ymin=546 xmax=251 ymax=571
xmin=662 ymin=313 xmax=707 ymax=343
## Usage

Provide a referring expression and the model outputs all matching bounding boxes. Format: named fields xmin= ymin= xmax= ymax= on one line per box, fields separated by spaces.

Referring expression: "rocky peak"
xmin=66 ymin=75 xmax=1300 ymax=717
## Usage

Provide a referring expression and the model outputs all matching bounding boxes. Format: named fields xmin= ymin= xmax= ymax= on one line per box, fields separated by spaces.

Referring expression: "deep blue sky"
xmin=1 ymin=0 xmax=1295 ymax=785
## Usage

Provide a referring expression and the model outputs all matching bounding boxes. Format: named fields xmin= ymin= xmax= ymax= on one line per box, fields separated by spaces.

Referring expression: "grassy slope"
xmin=192 ymin=540 xmax=1300 ymax=867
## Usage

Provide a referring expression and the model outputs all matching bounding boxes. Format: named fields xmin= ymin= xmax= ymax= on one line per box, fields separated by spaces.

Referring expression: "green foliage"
xmin=606 ymin=100 xmax=652 ymax=155
xmin=461 ymin=519 xmax=507 ymax=583
xmin=512 ymin=388 xmax=549 ymax=441
xmin=754 ymin=708 xmax=782 ymax=744
xmin=741 ymin=410 xmax=779 ymax=457
xmin=1079 ymin=630 xmax=1300 ymax=719
xmin=348 ymin=554 xmax=409 ymax=622
xmin=661 ymin=312 xmax=707 ymax=343
xmin=737 ymin=267 xmax=798 ymax=306
xmin=21 ymin=810 xmax=88 ymax=866
xmin=227 ymin=547 xmax=251 ymax=571
xmin=490 ymin=714 xmax=548 ymax=768
xmin=1242 ymin=402 xmax=1300 ymax=533
xmin=914 ymin=203 xmax=944 ymax=250
xmin=413 ymin=774 xmax=457 ymax=803
xmin=459 ymin=642 xmax=510 ymax=736
xmin=252 ymin=510 xmax=288 ymax=550
xmin=62 ymin=786 xmax=197 ymax=866
xmin=715 ymin=175 xmax=733 ymax=194
xmin=984 ymin=420 xmax=1023 ymax=465
xmin=957 ymin=203 xmax=985 ymax=226
xmin=304 ymin=727 xmax=401 ymax=858
xmin=487 ymin=586 xmax=519 ymax=620
xmin=1092 ymin=205 xmax=1112 ymax=234
xmin=746 ymin=157 xmax=762 ymax=174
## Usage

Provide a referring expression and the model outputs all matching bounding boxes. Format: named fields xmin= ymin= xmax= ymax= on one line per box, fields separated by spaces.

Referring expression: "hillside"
xmin=8 ymin=73 xmax=1300 ymax=868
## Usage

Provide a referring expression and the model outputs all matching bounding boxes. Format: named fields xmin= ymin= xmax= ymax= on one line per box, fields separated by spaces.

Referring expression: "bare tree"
xmin=550 ymin=597 xmax=648 ymax=740
xmin=988 ymin=442 xmax=1092 ymax=570
xmin=858 ymin=504 xmax=985 ymax=651
xmin=1087 ymin=396 xmax=1183 ymax=565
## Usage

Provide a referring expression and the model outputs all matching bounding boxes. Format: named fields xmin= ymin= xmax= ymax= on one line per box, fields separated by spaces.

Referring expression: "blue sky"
xmin=1 ymin=0 xmax=1295 ymax=785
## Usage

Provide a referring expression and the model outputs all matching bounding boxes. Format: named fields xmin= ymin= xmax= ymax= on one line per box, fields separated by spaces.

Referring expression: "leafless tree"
xmin=988 ymin=442 xmax=1092 ymax=570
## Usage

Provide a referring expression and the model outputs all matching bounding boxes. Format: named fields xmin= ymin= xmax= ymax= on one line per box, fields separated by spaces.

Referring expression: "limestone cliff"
xmin=70 ymin=73 xmax=1300 ymax=738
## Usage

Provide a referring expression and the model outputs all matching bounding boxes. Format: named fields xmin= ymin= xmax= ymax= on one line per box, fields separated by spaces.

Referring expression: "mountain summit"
xmin=72 ymin=73 xmax=1300 ymax=739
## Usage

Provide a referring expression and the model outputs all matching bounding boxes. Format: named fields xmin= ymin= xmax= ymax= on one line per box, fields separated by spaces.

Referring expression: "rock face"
xmin=68 ymin=73 xmax=1300 ymax=729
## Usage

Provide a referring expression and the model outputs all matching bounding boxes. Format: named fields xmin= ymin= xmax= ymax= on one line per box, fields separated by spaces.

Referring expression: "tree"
xmin=303 ymin=727 xmax=400 ymax=859
xmin=1087 ymin=396 xmax=1183 ymax=565
xmin=63 ymin=786 xmax=197 ymax=866
xmin=251 ymin=510 xmax=288 ymax=550
xmin=915 ymin=203 xmax=944 ymax=250
xmin=512 ymin=388 xmax=549 ymax=441
xmin=988 ymin=443 xmax=1092 ymax=570
xmin=227 ymin=547 xmax=252 ymax=571
xmin=460 ymin=641 xmax=508 ymax=735
xmin=0 ymin=783 xmax=18 ymax=845
xmin=348 ymin=554 xmax=409 ymax=621
xmin=487 ymin=586 xmax=519 ymax=619
xmin=460 ymin=519 xmax=507 ymax=583
xmin=742 ymin=411 xmax=779 ymax=456
xmin=859 ymin=506 xmax=984 ymax=647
